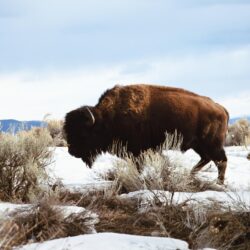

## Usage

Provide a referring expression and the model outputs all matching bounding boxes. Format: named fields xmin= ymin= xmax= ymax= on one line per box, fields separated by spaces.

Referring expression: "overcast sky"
xmin=0 ymin=0 xmax=250 ymax=120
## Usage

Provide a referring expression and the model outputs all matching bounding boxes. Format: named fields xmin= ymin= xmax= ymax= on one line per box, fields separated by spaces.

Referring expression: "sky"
xmin=0 ymin=0 xmax=250 ymax=120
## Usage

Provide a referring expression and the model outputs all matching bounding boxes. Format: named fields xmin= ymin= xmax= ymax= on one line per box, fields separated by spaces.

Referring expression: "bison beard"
xmin=63 ymin=84 xmax=229 ymax=184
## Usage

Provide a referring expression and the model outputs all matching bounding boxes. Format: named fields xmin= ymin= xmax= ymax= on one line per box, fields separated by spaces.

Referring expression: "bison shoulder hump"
xmin=98 ymin=85 xmax=150 ymax=116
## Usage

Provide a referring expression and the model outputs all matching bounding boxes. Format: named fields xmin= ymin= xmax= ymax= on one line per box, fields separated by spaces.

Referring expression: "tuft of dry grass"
xmin=105 ymin=131 xmax=222 ymax=195
xmin=112 ymin=148 xmax=218 ymax=194
xmin=108 ymin=132 xmax=179 ymax=193
xmin=0 ymin=199 xmax=97 ymax=250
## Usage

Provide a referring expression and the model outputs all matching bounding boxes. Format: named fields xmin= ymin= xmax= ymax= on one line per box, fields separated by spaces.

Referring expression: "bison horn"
xmin=85 ymin=107 xmax=95 ymax=126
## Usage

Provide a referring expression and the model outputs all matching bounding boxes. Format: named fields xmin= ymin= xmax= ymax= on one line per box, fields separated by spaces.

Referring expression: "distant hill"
xmin=229 ymin=116 xmax=250 ymax=125
xmin=0 ymin=116 xmax=249 ymax=133
xmin=0 ymin=119 xmax=46 ymax=133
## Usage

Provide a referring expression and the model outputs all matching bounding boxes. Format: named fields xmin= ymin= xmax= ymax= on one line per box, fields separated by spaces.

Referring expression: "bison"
xmin=63 ymin=84 xmax=229 ymax=184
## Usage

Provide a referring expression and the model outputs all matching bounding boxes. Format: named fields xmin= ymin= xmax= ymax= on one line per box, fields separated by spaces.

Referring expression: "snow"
xmin=15 ymin=232 xmax=189 ymax=250
xmin=48 ymin=147 xmax=100 ymax=187
xmin=0 ymin=202 xmax=98 ymax=221
xmin=47 ymin=147 xmax=115 ymax=192
xmin=120 ymin=190 xmax=250 ymax=210
xmin=50 ymin=146 xmax=250 ymax=193
xmin=0 ymin=203 xmax=30 ymax=218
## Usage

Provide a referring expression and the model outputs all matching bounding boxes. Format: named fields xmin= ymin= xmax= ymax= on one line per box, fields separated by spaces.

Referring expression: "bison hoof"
xmin=216 ymin=179 xmax=224 ymax=185
xmin=190 ymin=170 xmax=198 ymax=176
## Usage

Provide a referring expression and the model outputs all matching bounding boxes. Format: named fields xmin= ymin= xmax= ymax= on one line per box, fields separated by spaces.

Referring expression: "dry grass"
xmin=190 ymin=210 xmax=250 ymax=249
xmin=0 ymin=128 xmax=53 ymax=202
xmin=112 ymin=150 xmax=218 ymax=194
xmin=109 ymin=133 xmax=174 ymax=192
xmin=105 ymin=131 xmax=222 ymax=195
xmin=93 ymin=191 xmax=250 ymax=250
xmin=0 ymin=199 xmax=97 ymax=250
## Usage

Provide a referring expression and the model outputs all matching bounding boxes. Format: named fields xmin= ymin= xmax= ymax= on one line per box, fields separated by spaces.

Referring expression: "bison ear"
xmin=82 ymin=107 xmax=95 ymax=127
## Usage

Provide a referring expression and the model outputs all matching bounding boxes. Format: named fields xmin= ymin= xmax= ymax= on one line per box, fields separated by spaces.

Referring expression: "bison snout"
xmin=68 ymin=147 xmax=82 ymax=158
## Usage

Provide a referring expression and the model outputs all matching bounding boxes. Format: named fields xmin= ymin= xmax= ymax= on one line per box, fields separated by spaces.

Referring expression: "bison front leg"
xmin=215 ymin=160 xmax=227 ymax=185
xmin=190 ymin=159 xmax=210 ymax=175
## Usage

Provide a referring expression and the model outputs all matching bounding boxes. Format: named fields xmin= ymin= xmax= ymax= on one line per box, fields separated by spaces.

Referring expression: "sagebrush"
xmin=45 ymin=118 xmax=67 ymax=147
xmin=0 ymin=128 xmax=53 ymax=202
xmin=226 ymin=118 xmax=250 ymax=146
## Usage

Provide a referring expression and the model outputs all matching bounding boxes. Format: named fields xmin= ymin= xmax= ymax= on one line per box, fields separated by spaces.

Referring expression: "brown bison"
xmin=63 ymin=84 xmax=229 ymax=184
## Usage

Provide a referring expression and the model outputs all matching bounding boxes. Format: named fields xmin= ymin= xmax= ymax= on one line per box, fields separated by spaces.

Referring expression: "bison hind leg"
xmin=215 ymin=160 xmax=227 ymax=184
xmin=192 ymin=141 xmax=227 ymax=184
xmin=190 ymin=158 xmax=210 ymax=175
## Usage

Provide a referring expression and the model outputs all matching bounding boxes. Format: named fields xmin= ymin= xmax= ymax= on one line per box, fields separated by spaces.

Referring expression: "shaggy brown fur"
xmin=64 ymin=84 xmax=229 ymax=184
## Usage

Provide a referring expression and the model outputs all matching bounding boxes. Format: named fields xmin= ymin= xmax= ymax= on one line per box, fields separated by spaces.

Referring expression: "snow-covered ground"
xmin=47 ymin=147 xmax=116 ymax=191
xmin=49 ymin=146 xmax=250 ymax=192
xmin=1 ymin=146 xmax=250 ymax=250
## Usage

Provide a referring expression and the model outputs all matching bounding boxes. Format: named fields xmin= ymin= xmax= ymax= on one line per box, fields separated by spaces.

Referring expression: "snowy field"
xmin=49 ymin=146 xmax=250 ymax=191
xmin=1 ymin=146 xmax=250 ymax=250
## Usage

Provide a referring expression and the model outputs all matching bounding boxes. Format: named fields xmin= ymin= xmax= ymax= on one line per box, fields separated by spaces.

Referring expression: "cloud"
xmin=0 ymin=45 xmax=249 ymax=120
xmin=0 ymin=67 xmax=121 ymax=120
xmin=119 ymin=45 xmax=250 ymax=97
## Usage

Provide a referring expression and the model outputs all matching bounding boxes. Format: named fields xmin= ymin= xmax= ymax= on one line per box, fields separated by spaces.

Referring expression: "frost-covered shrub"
xmin=0 ymin=128 xmax=53 ymax=202
xmin=226 ymin=118 xmax=250 ymax=146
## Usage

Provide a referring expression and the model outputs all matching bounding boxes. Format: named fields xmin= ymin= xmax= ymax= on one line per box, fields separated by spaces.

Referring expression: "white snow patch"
xmin=47 ymin=147 xmax=113 ymax=192
xmin=0 ymin=202 xmax=97 ymax=220
xmin=120 ymin=190 xmax=250 ymax=210
xmin=15 ymin=232 xmax=189 ymax=250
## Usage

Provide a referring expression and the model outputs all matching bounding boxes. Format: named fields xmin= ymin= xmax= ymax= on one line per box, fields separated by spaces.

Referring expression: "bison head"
xmin=63 ymin=106 xmax=103 ymax=166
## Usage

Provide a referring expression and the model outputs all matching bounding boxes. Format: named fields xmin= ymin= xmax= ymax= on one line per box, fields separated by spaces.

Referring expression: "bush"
xmin=46 ymin=119 xmax=67 ymax=147
xmin=0 ymin=128 xmax=53 ymax=202
xmin=226 ymin=118 xmax=250 ymax=146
